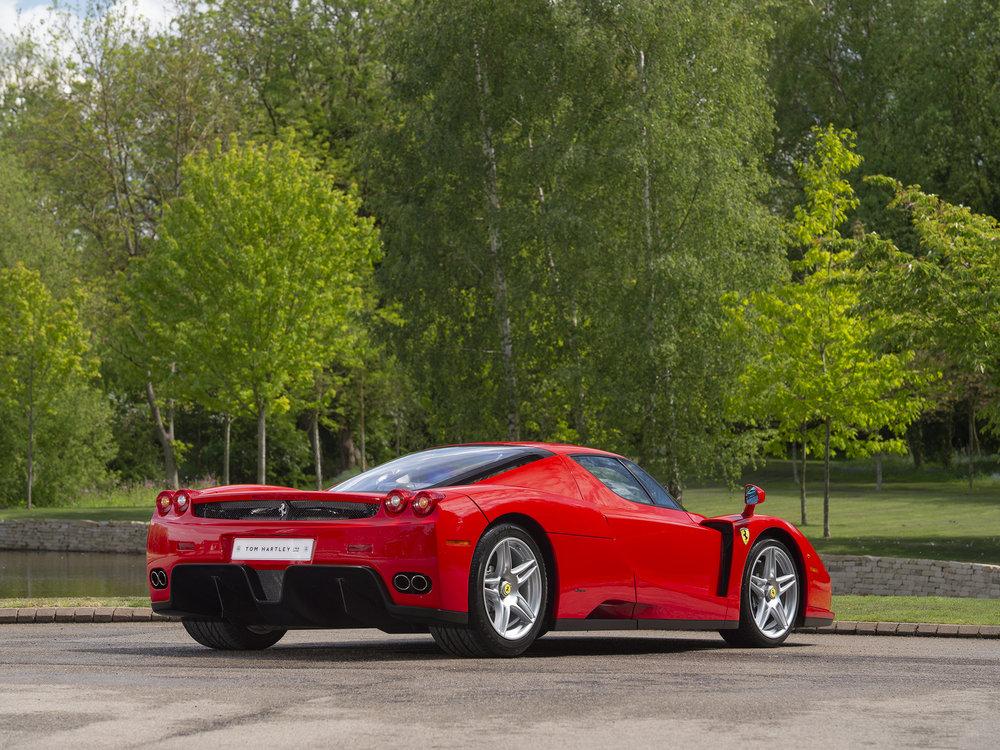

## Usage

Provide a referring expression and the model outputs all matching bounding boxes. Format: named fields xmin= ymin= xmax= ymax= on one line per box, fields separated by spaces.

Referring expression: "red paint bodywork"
xmin=148 ymin=443 xmax=833 ymax=630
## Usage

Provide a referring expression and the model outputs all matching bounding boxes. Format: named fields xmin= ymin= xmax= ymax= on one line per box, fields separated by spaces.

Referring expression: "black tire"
xmin=720 ymin=537 xmax=799 ymax=648
xmin=182 ymin=618 xmax=287 ymax=650
xmin=430 ymin=523 xmax=548 ymax=658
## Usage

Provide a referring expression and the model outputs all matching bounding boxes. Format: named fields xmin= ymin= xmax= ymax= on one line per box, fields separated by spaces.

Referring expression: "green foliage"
xmin=770 ymin=0 xmax=1000 ymax=219
xmin=189 ymin=0 xmax=388 ymax=178
xmin=727 ymin=128 xmax=928 ymax=534
xmin=863 ymin=178 xmax=1000 ymax=440
xmin=131 ymin=137 xmax=381 ymax=481
xmin=1 ymin=3 xmax=243 ymax=274
xmin=790 ymin=127 xmax=862 ymax=249
xmin=0 ymin=153 xmax=77 ymax=293
xmin=369 ymin=0 xmax=781 ymax=491
xmin=1 ymin=0 xmax=999 ymax=503
xmin=0 ymin=265 xmax=114 ymax=506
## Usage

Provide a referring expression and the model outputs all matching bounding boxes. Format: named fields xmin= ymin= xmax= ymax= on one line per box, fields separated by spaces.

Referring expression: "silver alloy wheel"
xmin=748 ymin=545 xmax=798 ymax=638
xmin=483 ymin=537 xmax=543 ymax=640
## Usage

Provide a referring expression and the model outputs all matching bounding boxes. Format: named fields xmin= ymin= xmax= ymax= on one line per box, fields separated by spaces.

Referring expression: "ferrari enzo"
xmin=148 ymin=443 xmax=833 ymax=657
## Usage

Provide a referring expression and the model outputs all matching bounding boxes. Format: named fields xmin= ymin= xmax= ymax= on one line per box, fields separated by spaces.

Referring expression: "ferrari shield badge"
xmin=740 ymin=527 xmax=750 ymax=545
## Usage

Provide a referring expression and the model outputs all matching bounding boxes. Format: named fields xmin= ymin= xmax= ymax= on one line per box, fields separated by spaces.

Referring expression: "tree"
xmin=369 ymin=0 xmax=782 ymax=493
xmin=570 ymin=0 xmax=782 ymax=493
xmin=728 ymin=128 xmax=927 ymax=536
xmin=133 ymin=138 xmax=381 ymax=484
xmin=0 ymin=265 xmax=114 ymax=507
xmin=1 ymin=2 xmax=245 ymax=487
xmin=188 ymin=0 xmax=388 ymax=178
xmin=863 ymin=177 xmax=1000 ymax=490
xmin=769 ymin=0 xmax=1000 ymax=220
xmin=0 ymin=152 xmax=77 ymax=294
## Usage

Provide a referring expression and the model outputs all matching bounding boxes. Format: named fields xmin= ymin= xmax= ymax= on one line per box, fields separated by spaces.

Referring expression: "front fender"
xmin=701 ymin=514 xmax=833 ymax=625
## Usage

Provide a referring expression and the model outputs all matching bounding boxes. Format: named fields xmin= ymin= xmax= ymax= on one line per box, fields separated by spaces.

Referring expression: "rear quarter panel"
xmin=461 ymin=455 xmax=635 ymax=619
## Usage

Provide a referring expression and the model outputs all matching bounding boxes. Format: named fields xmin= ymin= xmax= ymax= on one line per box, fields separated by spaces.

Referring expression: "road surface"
xmin=1 ymin=623 xmax=998 ymax=748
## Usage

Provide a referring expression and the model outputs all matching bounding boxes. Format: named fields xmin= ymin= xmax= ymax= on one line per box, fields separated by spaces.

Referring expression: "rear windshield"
xmin=331 ymin=445 xmax=550 ymax=493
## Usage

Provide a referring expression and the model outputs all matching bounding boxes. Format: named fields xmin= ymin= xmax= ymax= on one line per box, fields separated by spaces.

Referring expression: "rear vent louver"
xmin=193 ymin=499 xmax=380 ymax=521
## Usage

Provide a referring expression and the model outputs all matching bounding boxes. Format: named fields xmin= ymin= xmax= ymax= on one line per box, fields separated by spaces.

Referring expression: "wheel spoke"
xmin=754 ymin=594 xmax=768 ymax=629
xmin=777 ymin=573 xmax=796 ymax=595
xmin=512 ymin=559 xmax=537 ymax=585
xmin=495 ymin=540 xmax=512 ymax=576
xmin=750 ymin=575 xmax=767 ymax=595
xmin=511 ymin=594 xmax=535 ymax=625
xmin=493 ymin=601 xmax=511 ymax=634
xmin=772 ymin=601 xmax=789 ymax=630
xmin=484 ymin=586 xmax=501 ymax=607
xmin=766 ymin=548 xmax=776 ymax=579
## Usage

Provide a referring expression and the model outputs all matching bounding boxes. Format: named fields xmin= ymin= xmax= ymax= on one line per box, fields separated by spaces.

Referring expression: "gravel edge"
xmin=0 ymin=608 xmax=997 ymax=637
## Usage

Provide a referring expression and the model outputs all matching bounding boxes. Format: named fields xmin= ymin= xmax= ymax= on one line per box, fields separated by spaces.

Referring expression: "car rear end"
xmin=147 ymin=486 xmax=488 ymax=632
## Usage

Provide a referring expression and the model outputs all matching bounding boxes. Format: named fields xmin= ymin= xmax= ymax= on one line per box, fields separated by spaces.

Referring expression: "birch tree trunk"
xmin=473 ymin=41 xmax=519 ymax=441
xmin=256 ymin=400 xmax=267 ymax=485
xmin=639 ymin=48 xmax=658 ymax=463
xmin=145 ymin=379 xmax=179 ymax=489
xmin=791 ymin=442 xmax=799 ymax=485
xmin=222 ymin=414 xmax=232 ymax=485
xmin=26 ymin=366 xmax=35 ymax=511
xmin=312 ymin=410 xmax=323 ymax=490
xmin=967 ymin=401 xmax=976 ymax=492
xmin=823 ymin=417 xmax=832 ymax=539
xmin=799 ymin=432 xmax=808 ymax=526
xmin=359 ymin=374 xmax=367 ymax=471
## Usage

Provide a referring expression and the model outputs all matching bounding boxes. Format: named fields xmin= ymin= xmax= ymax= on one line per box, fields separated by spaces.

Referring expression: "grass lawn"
xmin=831 ymin=595 xmax=1000 ymax=625
xmin=0 ymin=506 xmax=152 ymax=522
xmin=0 ymin=484 xmax=166 ymax=522
xmin=683 ymin=458 xmax=1000 ymax=565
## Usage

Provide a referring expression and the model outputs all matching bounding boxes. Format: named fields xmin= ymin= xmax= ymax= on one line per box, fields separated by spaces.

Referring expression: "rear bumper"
xmin=151 ymin=563 xmax=467 ymax=632
xmin=147 ymin=495 xmax=490 ymax=617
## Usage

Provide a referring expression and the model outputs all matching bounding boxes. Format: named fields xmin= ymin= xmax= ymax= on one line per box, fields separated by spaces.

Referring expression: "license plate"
xmin=231 ymin=538 xmax=315 ymax=562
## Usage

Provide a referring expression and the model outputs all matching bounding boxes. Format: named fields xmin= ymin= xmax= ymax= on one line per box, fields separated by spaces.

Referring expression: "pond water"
xmin=0 ymin=551 xmax=146 ymax=598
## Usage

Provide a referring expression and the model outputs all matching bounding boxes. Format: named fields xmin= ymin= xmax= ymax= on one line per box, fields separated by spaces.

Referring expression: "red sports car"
xmin=148 ymin=443 xmax=833 ymax=657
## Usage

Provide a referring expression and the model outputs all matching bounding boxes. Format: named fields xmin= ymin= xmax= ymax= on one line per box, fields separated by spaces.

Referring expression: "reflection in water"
xmin=0 ymin=551 xmax=146 ymax=597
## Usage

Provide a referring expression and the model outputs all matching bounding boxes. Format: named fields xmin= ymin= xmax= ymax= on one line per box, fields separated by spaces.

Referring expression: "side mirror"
xmin=742 ymin=484 xmax=766 ymax=518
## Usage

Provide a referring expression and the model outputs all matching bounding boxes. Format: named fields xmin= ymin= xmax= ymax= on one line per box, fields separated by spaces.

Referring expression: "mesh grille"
xmin=193 ymin=499 xmax=380 ymax=521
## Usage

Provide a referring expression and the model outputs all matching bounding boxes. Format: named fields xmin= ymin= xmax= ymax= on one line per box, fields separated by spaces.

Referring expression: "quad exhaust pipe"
xmin=392 ymin=572 xmax=431 ymax=594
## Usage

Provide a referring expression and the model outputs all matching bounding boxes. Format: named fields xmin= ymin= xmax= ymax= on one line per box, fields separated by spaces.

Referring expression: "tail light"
xmin=384 ymin=490 xmax=410 ymax=515
xmin=411 ymin=490 xmax=444 ymax=517
xmin=174 ymin=492 xmax=190 ymax=513
xmin=156 ymin=491 xmax=173 ymax=516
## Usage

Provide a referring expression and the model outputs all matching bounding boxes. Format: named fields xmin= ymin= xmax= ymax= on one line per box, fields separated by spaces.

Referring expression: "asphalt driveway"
xmin=1 ymin=624 xmax=998 ymax=748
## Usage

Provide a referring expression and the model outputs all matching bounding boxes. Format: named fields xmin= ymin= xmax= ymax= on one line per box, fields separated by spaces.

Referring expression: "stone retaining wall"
xmin=1 ymin=520 xmax=998 ymax=598
xmin=0 ymin=519 xmax=148 ymax=554
xmin=825 ymin=554 xmax=1000 ymax=599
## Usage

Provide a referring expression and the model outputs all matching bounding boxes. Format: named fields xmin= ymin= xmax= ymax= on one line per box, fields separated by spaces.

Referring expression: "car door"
xmin=569 ymin=455 xmax=729 ymax=622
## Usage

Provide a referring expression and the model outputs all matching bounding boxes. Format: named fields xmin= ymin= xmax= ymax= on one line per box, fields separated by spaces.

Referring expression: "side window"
xmin=572 ymin=455 xmax=652 ymax=505
xmin=621 ymin=460 xmax=682 ymax=510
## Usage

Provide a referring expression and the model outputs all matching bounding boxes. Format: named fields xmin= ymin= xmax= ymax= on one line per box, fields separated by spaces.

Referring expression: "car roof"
xmin=454 ymin=441 xmax=625 ymax=459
